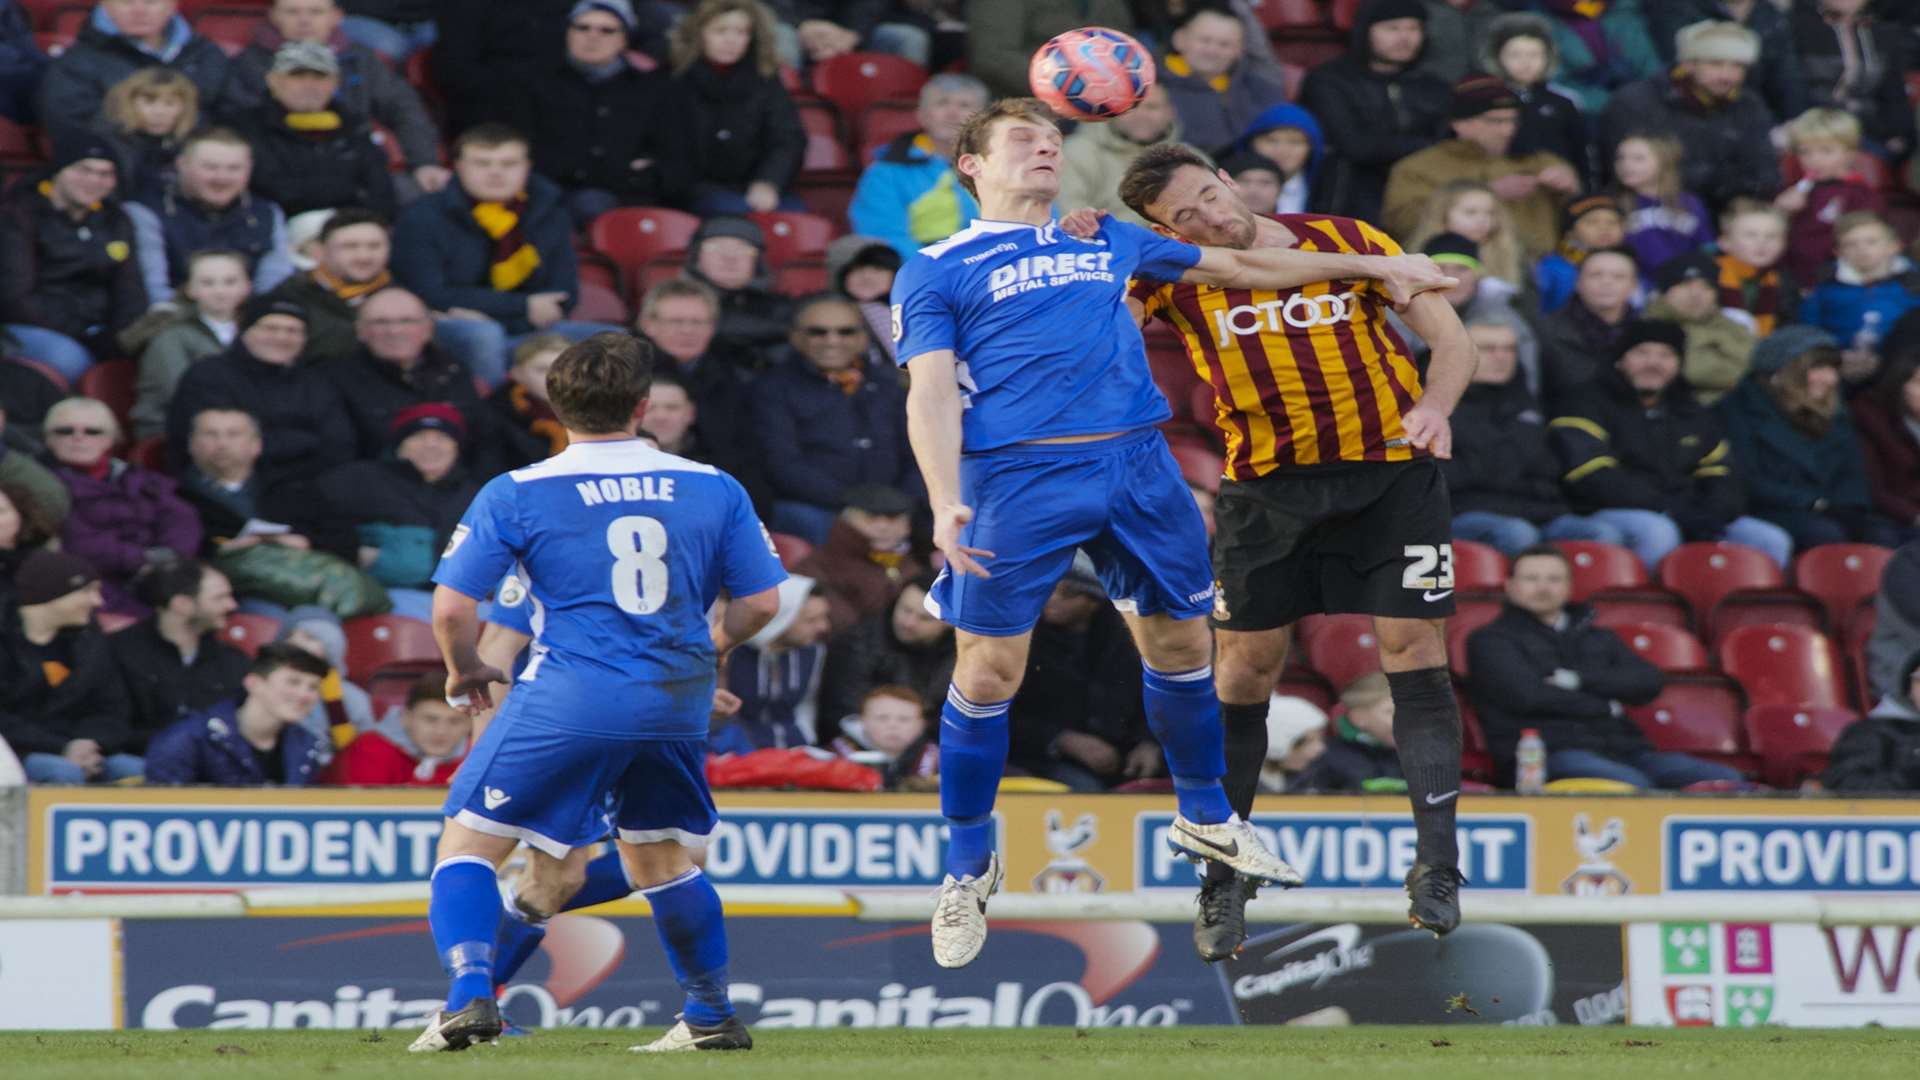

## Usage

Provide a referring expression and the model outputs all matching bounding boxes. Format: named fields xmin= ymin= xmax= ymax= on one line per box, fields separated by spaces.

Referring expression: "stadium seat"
xmin=1274 ymin=674 xmax=1332 ymax=710
xmin=5 ymin=354 xmax=71 ymax=393
xmin=1628 ymin=678 xmax=1754 ymax=774
xmin=191 ymin=9 xmax=263 ymax=56
xmin=575 ymin=248 xmax=621 ymax=293
xmin=1456 ymin=694 xmax=1495 ymax=783
xmin=1167 ymin=441 xmax=1223 ymax=492
xmin=221 ymin=612 xmax=281 ymax=657
xmin=772 ymin=259 xmax=830 ymax=295
xmin=1742 ymin=704 xmax=1856 ymax=788
xmin=587 ymin=206 xmax=700 ymax=278
xmin=49 ymin=4 xmax=85 ymax=38
xmin=128 ymin=434 xmax=170 ymax=473
xmin=802 ymin=130 xmax=853 ymax=175
xmin=1259 ymin=0 xmax=1329 ymax=31
xmin=1794 ymin=544 xmax=1894 ymax=634
xmin=749 ymin=210 xmax=837 ymax=267
xmin=77 ymin=359 xmax=136 ymax=437
xmin=569 ymin=280 xmax=628 ymax=324
xmin=1444 ymin=599 xmax=1501 ymax=680
xmin=1656 ymin=541 xmax=1785 ymax=635
xmin=1719 ymin=624 xmax=1846 ymax=709
xmin=1302 ymin=613 xmax=1380 ymax=692
xmin=0 ymin=117 xmax=45 ymax=167
xmin=1555 ymin=540 xmax=1646 ymax=601
xmin=342 ymin=614 xmax=441 ymax=687
xmin=769 ymin=532 xmax=813 ymax=569
xmin=1590 ymin=592 xmax=1691 ymax=630
xmin=810 ymin=52 xmax=928 ymax=119
xmin=794 ymin=176 xmax=856 ymax=230
xmin=1845 ymin=603 xmax=1876 ymax=710
xmin=1610 ymin=622 xmax=1709 ymax=674
xmin=858 ymin=101 xmax=922 ymax=163
xmin=1449 ymin=540 xmax=1505 ymax=593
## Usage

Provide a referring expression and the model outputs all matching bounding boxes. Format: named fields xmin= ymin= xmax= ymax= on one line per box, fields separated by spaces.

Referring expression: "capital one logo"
xmin=1213 ymin=291 xmax=1359 ymax=345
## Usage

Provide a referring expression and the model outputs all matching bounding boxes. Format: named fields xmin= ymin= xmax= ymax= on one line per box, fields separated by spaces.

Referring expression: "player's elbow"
xmin=430 ymin=585 xmax=479 ymax=633
xmin=736 ymin=586 xmax=783 ymax=637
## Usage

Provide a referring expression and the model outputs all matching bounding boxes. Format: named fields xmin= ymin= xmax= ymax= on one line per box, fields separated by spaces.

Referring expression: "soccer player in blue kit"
xmin=413 ymin=333 xmax=787 ymax=1054
xmin=892 ymin=98 xmax=1457 ymax=968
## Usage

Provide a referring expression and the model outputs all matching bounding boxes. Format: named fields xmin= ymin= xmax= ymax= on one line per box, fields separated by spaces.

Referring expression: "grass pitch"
xmin=4 ymin=1027 xmax=1916 ymax=1080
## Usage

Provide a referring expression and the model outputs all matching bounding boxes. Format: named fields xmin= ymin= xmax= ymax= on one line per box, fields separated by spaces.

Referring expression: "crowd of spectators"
xmin=2 ymin=0 xmax=1920 ymax=795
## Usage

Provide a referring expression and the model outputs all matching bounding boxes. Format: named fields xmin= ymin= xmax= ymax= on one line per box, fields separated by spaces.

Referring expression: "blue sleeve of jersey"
xmin=721 ymin=479 xmax=789 ymax=599
xmin=489 ymin=572 xmax=533 ymax=634
xmin=431 ymin=476 xmax=521 ymax=600
xmin=1104 ymin=219 xmax=1202 ymax=283
xmin=890 ymin=254 xmax=957 ymax=367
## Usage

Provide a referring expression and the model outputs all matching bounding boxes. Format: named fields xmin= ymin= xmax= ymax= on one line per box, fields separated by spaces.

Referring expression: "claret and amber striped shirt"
xmin=1128 ymin=215 xmax=1427 ymax=480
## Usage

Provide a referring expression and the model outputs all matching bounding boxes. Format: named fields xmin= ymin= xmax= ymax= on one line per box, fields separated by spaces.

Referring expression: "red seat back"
xmin=1555 ymin=540 xmax=1647 ymax=601
xmin=1610 ymin=622 xmax=1709 ymax=673
xmin=769 ymin=532 xmax=813 ymax=569
xmin=1444 ymin=599 xmax=1502 ymax=679
xmin=1591 ymin=593 xmax=1690 ymax=630
xmin=857 ymin=102 xmax=921 ymax=163
xmin=78 ymin=359 xmax=137 ymax=437
xmin=342 ymin=614 xmax=441 ymax=686
xmin=1261 ymin=0 xmax=1330 ymax=30
xmin=749 ymin=210 xmax=838 ymax=267
xmin=1657 ymin=541 xmax=1784 ymax=630
xmin=1628 ymin=678 xmax=1749 ymax=765
xmin=587 ymin=207 xmax=702 ymax=276
xmin=1450 ymin=540 xmax=1506 ymax=593
xmin=1794 ymin=544 xmax=1895 ymax=633
xmin=221 ymin=612 xmax=282 ymax=658
xmin=1719 ymin=625 xmax=1846 ymax=709
xmin=569 ymin=280 xmax=629 ymax=324
xmin=810 ymin=52 xmax=928 ymax=118
xmin=1302 ymin=613 xmax=1379 ymax=692
xmin=1741 ymin=704 xmax=1856 ymax=788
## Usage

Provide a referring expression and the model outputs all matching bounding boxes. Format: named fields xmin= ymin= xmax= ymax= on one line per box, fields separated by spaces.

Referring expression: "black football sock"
xmin=1387 ymin=667 xmax=1463 ymax=870
xmin=1206 ymin=700 xmax=1271 ymax=883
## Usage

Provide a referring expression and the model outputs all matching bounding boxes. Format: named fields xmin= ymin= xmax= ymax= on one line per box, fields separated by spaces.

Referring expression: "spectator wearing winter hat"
xmin=1645 ymin=252 xmax=1755 ymax=406
xmin=165 ymin=294 xmax=356 ymax=488
xmin=1551 ymin=318 xmax=1793 ymax=569
xmin=500 ymin=0 xmax=698 ymax=229
xmin=1215 ymin=152 xmax=1284 ymax=217
xmin=1226 ymin=103 xmax=1324 ymax=215
xmin=311 ymin=401 xmax=480 ymax=621
xmin=1298 ymin=0 xmax=1450 ymax=222
xmin=1155 ymin=5 xmax=1292 ymax=156
xmin=1383 ymin=73 xmax=1579 ymax=259
xmin=227 ymin=41 xmax=394 ymax=221
xmin=1715 ymin=324 xmax=1897 ymax=551
xmin=325 ymin=286 xmax=482 ymax=459
xmin=0 ymin=549 xmax=141 ymax=785
xmin=683 ymin=215 xmax=794 ymax=355
xmin=1480 ymin=12 xmax=1592 ymax=188
xmin=826 ymin=234 xmax=902 ymax=360
xmin=36 ymin=0 xmax=229 ymax=134
xmin=1646 ymin=1 xmax=1806 ymax=128
xmin=848 ymin=73 xmax=988 ymax=261
xmin=0 ymin=130 xmax=147 ymax=381
xmin=1601 ymin=21 xmax=1782 ymax=209
xmin=793 ymin=483 xmax=927 ymax=634
xmin=323 ymin=671 xmax=469 ymax=785
xmin=1058 ymin=82 xmax=1183 ymax=230
xmin=1535 ymin=195 xmax=1626 ymax=315
xmin=1534 ymin=0 xmax=1662 ymax=115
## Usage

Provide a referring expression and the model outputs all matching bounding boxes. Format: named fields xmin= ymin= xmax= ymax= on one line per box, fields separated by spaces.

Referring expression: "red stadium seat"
xmin=1258 ymin=0 xmax=1329 ymax=31
xmin=1628 ymin=678 xmax=1754 ymax=774
xmin=1656 ymin=541 xmax=1784 ymax=634
xmin=5 ymin=354 xmax=71 ymax=393
xmin=49 ymin=4 xmax=85 ymax=38
xmin=342 ymin=614 xmax=441 ymax=687
xmin=794 ymin=176 xmax=856 ymax=230
xmin=588 ymin=206 xmax=700 ymax=276
xmin=1742 ymin=704 xmax=1856 ymax=788
xmin=77 ymin=359 xmax=136 ymax=437
xmin=772 ymin=259 xmax=830 ymax=296
xmin=1610 ymin=622 xmax=1709 ymax=673
xmin=1456 ymin=694 xmax=1495 ymax=783
xmin=1705 ymin=590 xmax=1826 ymax=653
xmin=576 ymin=248 xmax=621 ymax=293
xmin=1274 ymin=675 xmax=1332 ymax=710
xmin=810 ymin=52 xmax=927 ymax=118
xmin=749 ymin=210 xmax=837 ymax=267
xmin=1555 ymin=540 xmax=1646 ymax=601
xmin=221 ymin=612 xmax=282 ymax=658
xmin=1795 ymin=544 xmax=1894 ymax=634
xmin=1590 ymin=593 xmax=1691 ymax=630
xmin=1450 ymin=540 xmax=1506 ymax=593
xmin=0 ymin=117 xmax=45 ymax=166
xmin=1845 ymin=603 xmax=1876 ymax=710
xmin=802 ymin=130 xmax=853 ymax=174
xmin=1302 ymin=613 xmax=1380 ymax=692
xmin=1719 ymin=625 xmax=1846 ymax=709
xmin=858 ymin=101 xmax=922 ymax=163
xmin=1168 ymin=441 xmax=1224 ymax=493
xmin=128 ymin=434 xmax=170 ymax=473
xmin=569 ymin=280 xmax=628 ymax=324
xmin=769 ymin=532 xmax=813 ymax=569
xmin=191 ymin=9 xmax=265 ymax=56
xmin=1444 ymin=599 xmax=1501 ymax=680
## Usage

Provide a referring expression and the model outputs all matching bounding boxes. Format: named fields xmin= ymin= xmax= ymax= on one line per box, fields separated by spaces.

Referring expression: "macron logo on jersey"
xmin=987 ymin=251 xmax=1117 ymax=302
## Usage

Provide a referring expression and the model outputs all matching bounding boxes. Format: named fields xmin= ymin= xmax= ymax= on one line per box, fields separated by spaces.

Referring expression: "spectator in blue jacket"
xmin=144 ymin=642 xmax=329 ymax=785
xmin=391 ymin=124 xmax=615 ymax=388
xmin=0 ymin=0 xmax=44 ymax=124
xmin=1799 ymin=212 xmax=1920 ymax=392
xmin=750 ymin=295 xmax=919 ymax=544
xmin=848 ymin=73 xmax=986 ymax=259
xmin=713 ymin=575 xmax=833 ymax=751
xmin=36 ymin=0 xmax=229 ymax=132
xmin=1227 ymin=102 xmax=1324 ymax=215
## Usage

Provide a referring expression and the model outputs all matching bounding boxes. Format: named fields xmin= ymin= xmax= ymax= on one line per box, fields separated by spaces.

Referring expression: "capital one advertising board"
xmin=1628 ymin=922 xmax=1920 ymax=1027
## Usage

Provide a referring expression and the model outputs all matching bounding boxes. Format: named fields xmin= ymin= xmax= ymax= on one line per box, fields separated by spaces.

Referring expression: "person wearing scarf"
xmin=232 ymin=41 xmax=395 ymax=219
xmin=260 ymin=207 xmax=395 ymax=364
xmin=1536 ymin=0 xmax=1662 ymax=113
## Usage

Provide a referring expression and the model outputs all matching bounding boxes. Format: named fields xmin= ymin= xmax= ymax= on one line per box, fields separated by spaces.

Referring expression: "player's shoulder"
xmin=508 ymin=440 xmax=723 ymax=484
xmin=1275 ymin=213 xmax=1396 ymax=253
xmin=912 ymin=219 xmax=1040 ymax=263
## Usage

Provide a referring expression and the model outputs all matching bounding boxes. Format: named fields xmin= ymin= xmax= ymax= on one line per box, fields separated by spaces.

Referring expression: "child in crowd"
xmin=1482 ymin=13 xmax=1590 ymax=184
xmin=1289 ymin=672 xmax=1406 ymax=794
xmin=1536 ymin=195 xmax=1624 ymax=313
xmin=1715 ymin=199 xmax=1795 ymax=337
xmin=476 ymin=333 xmax=567 ymax=475
xmin=100 ymin=68 xmax=199 ymax=198
xmin=1613 ymin=132 xmax=1714 ymax=280
xmin=1801 ymin=212 xmax=1920 ymax=390
xmin=324 ymin=673 xmax=470 ymax=786
xmin=827 ymin=236 xmax=902 ymax=361
xmin=131 ymin=250 xmax=251 ymax=439
xmin=1408 ymin=180 xmax=1526 ymax=294
xmin=1776 ymin=108 xmax=1885 ymax=286
xmin=1258 ymin=693 xmax=1328 ymax=795
xmin=831 ymin=685 xmax=938 ymax=790
xmin=1230 ymin=103 xmax=1322 ymax=214
xmin=1218 ymin=152 xmax=1283 ymax=216
xmin=1646 ymin=252 xmax=1755 ymax=406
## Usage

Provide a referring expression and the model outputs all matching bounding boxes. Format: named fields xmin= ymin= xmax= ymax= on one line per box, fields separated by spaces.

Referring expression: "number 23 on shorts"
xmin=1402 ymin=544 xmax=1454 ymax=594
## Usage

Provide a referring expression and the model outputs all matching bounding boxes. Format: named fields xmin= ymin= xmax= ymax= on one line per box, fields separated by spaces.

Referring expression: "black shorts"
xmin=1210 ymin=457 xmax=1457 ymax=631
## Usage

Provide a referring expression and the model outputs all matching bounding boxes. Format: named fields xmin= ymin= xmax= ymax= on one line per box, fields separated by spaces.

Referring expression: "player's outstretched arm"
xmin=432 ymin=585 xmax=509 ymax=715
xmin=713 ymin=587 xmax=783 ymax=658
xmin=1395 ymin=292 xmax=1480 ymax=460
xmin=905 ymin=350 xmax=995 ymax=578
xmin=1184 ymin=246 xmax=1458 ymax=308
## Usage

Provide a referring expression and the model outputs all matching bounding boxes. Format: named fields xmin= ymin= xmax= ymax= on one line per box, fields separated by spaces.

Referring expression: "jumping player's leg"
xmin=1373 ymin=616 xmax=1462 ymax=871
xmin=1213 ymin=626 xmax=1295 ymax=852
xmin=940 ymin=629 xmax=1030 ymax=878
xmin=1122 ymin=612 xmax=1232 ymax=826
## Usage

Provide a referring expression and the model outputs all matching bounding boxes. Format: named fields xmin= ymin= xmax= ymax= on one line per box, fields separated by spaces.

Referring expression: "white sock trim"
xmin=637 ymin=866 xmax=703 ymax=897
xmin=431 ymin=854 xmax=496 ymax=878
xmin=1144 ymin=663 xmax=1214 ymax=683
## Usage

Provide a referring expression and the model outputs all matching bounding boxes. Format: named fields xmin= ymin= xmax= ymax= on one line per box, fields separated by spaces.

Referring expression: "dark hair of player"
xmin=546 ymin=332 xmax=655 ymax=435
xmin=951 ymin=97 xmax=1059 ymax=198
xmin=1117 ymin=142 xmax=1216 ymax=226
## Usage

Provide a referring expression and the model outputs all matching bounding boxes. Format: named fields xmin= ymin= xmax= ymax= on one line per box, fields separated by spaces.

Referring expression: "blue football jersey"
xmin=890 ymin=217 xmax=1202 ymax=452
xmin=434 ymin=439 xmax=787 ymax=739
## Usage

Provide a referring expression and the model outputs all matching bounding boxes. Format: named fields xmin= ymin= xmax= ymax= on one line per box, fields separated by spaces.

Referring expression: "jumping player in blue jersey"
xmin=412 ymin=333 xmax=787 ymax=1054
xmin=892 ymin=98 xmax=1457 ymax=968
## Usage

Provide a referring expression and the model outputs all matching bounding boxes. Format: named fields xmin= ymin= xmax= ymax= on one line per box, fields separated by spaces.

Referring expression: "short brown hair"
xmin=639 ymin=277 xmax=719 ymax=323
xmin=453 ymin=123 xmax=529 ymax=160
xmin=862 ymin=685 xmax=924 ymax=712
xmin=1718 ymin=197 xmax=1786 ymax=234
xmin=406 ymin=671 xmax=448 ymax=709
xmin=546 ymin=333 xmax=654 ymax=435
xmin=250 ymin=642 xmax=331 ymax=681
xmin=1118 ymin=142 xmax=1215 ymax=225
xmin=1834 ymin=210 xmax=1895 ymax=246
xmin=951 ymin=98 xmax=1059 ymax=198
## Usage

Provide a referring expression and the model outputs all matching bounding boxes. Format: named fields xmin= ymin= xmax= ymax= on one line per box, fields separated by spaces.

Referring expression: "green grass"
xmin=4 ymin=1027 xmax=1918 ymax=1080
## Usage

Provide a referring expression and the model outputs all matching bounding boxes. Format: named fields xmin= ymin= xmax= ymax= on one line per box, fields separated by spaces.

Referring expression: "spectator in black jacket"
xmin=634 ymin=276 xmax=769 ymax=507
xmin=681 ymin=215 xmax=794 ymax=354
xmin=36 ymin=0 xmax=228 ymax=132
xmin=230 ymin=42 xmax=395 ymax=220
xmin=1789 ymin=0 xmax=1915 ymax=163
xmin=1479 ymin=12 xmax=1592 ymax=186
xmin=125 ymin=128 xmax=297 ymax=304
xmin=1824 ymin=647 xmax=1920 ymax=793
xmin=143 ymin=641 xmax=328 ymax=785
xmin=504 ymin=0 xmax=698 ymax=227
xmin=1007 ymin=557 xmax=1159 ymax=792
xmin=0 ymin=131 xmax=148 ymax=382
xmin=786 ymin=0 xmax=931 ymax=67
xmin=0 ymin=549 xmax=140 ymax=783
xmin=220 ymin=0 xmax=449 ymax=198
xmin=165 ymin=295 xmax=356 ymax=487
xmin=670 ymin=0 xmax=807 ymax=216
xmin=109 ymin=559 xmax=248 ymax=752
xmin=472 ymin=333 xmax=566 ymax=476
xmin=1868 ymin=541 xmax=1920 ymax=700
xmin=1445 ymin=319 xmax=1621 ymax=557
xmin=0 ymin=0 xmax=44 ymax=124
xmin=1548 ymin=318 xmax=1794 ymax=571
xmin=1467 ymin=544 xmax=1736 ymax=789
xmin=337 ymin=0 xmax=438 ymax=64
xmin=325 ymin=287 xmax=481 ymax=458
xmin=430 ymin=0 xmax=577 ymax=135
xmin=1646 ymin=0 xmax=1808 ymax=128
xmin=259 ymin=207 xmax=391 ymax=365
xmin=1538 ymin=246 xmax=1638 ymax=409
xmin=1600 ymin=22 xmax=1782 ymax=210
xmin=818 ymin=570 xmax=953 ymax=727
xmin=751 ymin=294 xmax=918 ymax=544
xmin=1297 ymin=0 xmax=1450 ymax=223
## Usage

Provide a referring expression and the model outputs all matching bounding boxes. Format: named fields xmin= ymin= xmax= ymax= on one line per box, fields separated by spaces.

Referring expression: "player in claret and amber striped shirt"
xmin=1103 ymin=142 xmax=1482 ymax=956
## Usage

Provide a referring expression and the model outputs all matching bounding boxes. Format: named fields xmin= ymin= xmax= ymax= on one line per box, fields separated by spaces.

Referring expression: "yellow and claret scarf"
xmin=473 ymin=195 xmax=541 ymax=291
xmin=1571 ymin=0 xmax=1607 ymax=19
xmin=510 ymin=383 xmax=570 ymax=455
xmin=39 ymin=179 xmax=100 ymax=213
xmin=824 ymin=366 xmax=865 ymax=396
xmin=1164 ymin=53 xmax=1230 ymax=93
xmin=312 ymin=265 xmax=392 ymax=304
xmin=285 ymin=110 xmax=343 ymax=132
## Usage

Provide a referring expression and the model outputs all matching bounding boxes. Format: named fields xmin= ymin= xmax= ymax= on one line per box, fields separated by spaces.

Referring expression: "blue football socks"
xmin=494 ymin=849 xmax=638 ymax=988
xmin=428 ymin=856 xmax=502 ymax=1011
xmin=938 ymin=686 xmax=1009 ymax=878
xmin=641 ymin=867 xmax=733 ymax=1027
xmin=1142 ymin=663 xmax=1233 ymax=824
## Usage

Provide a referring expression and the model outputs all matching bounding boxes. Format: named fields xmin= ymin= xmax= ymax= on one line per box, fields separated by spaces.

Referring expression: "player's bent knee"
xmin=434 ymin=819 xmax=516 ymax=866
xmin=618 ymin=838 xmax=697 ymax=890
xmin=1375 ymin=617 xmax=1448 ymax=670
xmin=1215 ymin=628 xmax=1291 ymax=701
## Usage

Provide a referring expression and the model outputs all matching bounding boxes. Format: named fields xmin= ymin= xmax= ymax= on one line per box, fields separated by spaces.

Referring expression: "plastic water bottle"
xmin=1516 ymin=729 xmax=1548 ymax=794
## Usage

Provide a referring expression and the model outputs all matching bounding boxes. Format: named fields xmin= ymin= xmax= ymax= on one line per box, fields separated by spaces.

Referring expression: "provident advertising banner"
xmin=1628 ymin=921 xmax=1920 ymax=1027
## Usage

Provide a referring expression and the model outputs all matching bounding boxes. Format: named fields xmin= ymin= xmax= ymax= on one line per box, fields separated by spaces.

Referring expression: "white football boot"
xmin=1168 ymin=814 xmax=1305 ymax=887
xmin=930 ymin=852 xmax=1003 ymax=968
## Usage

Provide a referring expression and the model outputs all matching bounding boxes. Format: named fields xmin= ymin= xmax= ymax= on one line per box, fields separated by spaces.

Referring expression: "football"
xmin=1028 ymin=26 xmax=1157 ymax=122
